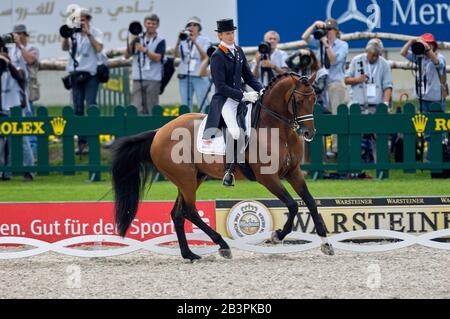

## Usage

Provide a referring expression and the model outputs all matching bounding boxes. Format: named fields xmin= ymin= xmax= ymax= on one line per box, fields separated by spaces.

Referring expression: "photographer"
xmin=346 ymin=39 xmax=393 ymax=163
xmin=125 ymin=14 xmax=166 ymax=115
xmin=174 ymin=17 xmax=210 ymax=111
xmin=61 ymin=9 xmax=103 ymax=155
xmin=286 ymin=48 xmax=329 ymax=111
xmin=252 ymin=31 xmax=288 ymax=86
xmin=11 ymin=24 xmax=40 ymax=159
xmin=302 ymin=19 xmax=349 ymax=113
xmin=0 ymin=48 xmax=34 ymax=181
xmin=400 ymin=33 xmax=447 ymax=113
xmin=303 ymin=19 xmax=349 ymax=156
xmin=345 ymin=39 xmax=392 ymax=113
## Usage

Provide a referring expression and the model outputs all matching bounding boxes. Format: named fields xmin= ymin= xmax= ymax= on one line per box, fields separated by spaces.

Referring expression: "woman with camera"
xmin=400 ymin=33 xmax=447 ymax=113
xmin=174 ymin=17 xmax=211 ymax=112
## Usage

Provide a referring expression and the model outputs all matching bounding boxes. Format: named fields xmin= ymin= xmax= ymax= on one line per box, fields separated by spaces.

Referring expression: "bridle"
xmin=260 ymin=74 xmax=316 ymax=132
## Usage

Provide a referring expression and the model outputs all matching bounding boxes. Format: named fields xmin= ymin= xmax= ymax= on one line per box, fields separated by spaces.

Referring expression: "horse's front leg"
xmin=286 ymin=169 xmax=334 ymax=255
xmin=256 ymin=174 xmax=299 ymax=243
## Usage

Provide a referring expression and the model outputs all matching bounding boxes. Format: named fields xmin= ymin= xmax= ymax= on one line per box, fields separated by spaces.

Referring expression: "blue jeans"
xmin=26 ymin=101 xmax=38 ymax=159
xmin=0 ymin=110 xmax=35 ymax=178
xmin=71 ymin=74 xmax=100 ymax=145
xmin=178 ymin=76 xmax=210 ymax=112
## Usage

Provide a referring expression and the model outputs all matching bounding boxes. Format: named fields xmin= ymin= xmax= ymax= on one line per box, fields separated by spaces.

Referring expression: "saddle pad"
xmin=197 ymin=103 xmax=253 ymax=156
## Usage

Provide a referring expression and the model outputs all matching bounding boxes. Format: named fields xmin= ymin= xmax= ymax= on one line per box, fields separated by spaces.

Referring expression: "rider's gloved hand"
xmin=242 ymin=91 xmax=259 ymax=103
xmin=259 ymin=88 xmax=265 ymax=96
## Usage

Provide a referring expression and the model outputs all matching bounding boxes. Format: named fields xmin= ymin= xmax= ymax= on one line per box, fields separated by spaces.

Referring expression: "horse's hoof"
xmin=219 ymin=248 xmax=232 ymax=259
xmin=183 ymin=252 xmax=202 ymax=263
xmin=320 ymin=243 xmax=335 ymax=256
xmin=270 ymin=230 xmax=282 ymax=244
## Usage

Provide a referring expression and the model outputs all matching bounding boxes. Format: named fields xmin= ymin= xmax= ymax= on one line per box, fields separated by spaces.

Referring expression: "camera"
xmin=258 ymin=41 xmax=271 ymax=56
xmin=179 ymin=29 xmax=191 ymax=41
xmin=207 ymin=44 xmax=218 ymax=58
xmin=59 ymin=24 xmax=82 ymax=39
xmin=411 ymin=40 xmax=426 ymax=56
xmin=0 ymin=33 xmax=14 ymax=47
xmin=313 ymin=28 xmax=327 ymax=40
xmin=129 ymin=21 xmax=143 ymax=36
xmin=286 ymin=51 xmax=312 ymax=73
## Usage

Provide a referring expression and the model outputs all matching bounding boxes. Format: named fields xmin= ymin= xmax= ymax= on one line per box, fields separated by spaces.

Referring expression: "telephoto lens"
xmin=313 ymin=28 xmax=327 ymax=40
xmin=411 ymin=41 xmax=426 ymax=55
xmin=129 ymin=21 xmax=143 ymax=36
xmin=258 ymin=41 xmax=271 ymax=55
xmin=179 ymin=30 xmax=191 ymax=41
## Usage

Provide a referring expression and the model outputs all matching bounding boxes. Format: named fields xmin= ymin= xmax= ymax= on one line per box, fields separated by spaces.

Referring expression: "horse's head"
xmin=285 ymin=73 xmax=317 ymax=141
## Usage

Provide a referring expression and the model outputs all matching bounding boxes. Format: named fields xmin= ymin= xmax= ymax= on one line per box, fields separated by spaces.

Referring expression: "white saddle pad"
xmin=197 ymin=103 xmax=253 ymax=155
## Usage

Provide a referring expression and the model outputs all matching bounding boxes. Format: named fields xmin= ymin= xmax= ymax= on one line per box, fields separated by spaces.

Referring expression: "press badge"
xmin=367 ymin=84 xmax=377 ymax=98
xmin=188 ymin=59 xmax=197 ymax=72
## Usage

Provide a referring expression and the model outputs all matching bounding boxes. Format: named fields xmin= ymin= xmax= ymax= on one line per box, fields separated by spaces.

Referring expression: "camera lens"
xmin=59 ymin=25 xmax=74 ymax=38
xmin=258 ymin=42 xmax=271 ymax=55
xmin=299 ymin=54 xmax=312 ymax=67
xmin=411 ymin=41 xmax=426 ymax=55
xmin=313 ymin=28 xmax=327 ymax=40
xmin=129 ymin=21 xmax=143 ymax=36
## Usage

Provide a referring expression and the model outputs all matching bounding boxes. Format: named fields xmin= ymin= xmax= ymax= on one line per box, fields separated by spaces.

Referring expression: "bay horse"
xmin=111 ymin=72 xmax=335 ymax=262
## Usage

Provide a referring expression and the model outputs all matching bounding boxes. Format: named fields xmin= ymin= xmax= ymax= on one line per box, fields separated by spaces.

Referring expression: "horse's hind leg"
xmin=171 ymin=194 xmax=201 ymax=262
xmin=180 ymin=177 xmax=232 ymax=259
xmin=286 ymin=169 xmax=334 ymax=255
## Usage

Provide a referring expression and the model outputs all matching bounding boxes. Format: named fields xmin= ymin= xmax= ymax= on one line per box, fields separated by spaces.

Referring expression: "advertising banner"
xmin=0 ymin=201 xmax=216 ymax=242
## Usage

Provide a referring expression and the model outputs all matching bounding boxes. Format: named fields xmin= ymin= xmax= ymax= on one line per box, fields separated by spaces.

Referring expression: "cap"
xmin=420 ymin=33 xmax=438 ymax=49
xmin=186 ymin=16 xmax=201 ymax=27
xmin=12 ymin=24 xmax=29 ymax=35
xmin=325 ymin=18 xmax=339 ymax=31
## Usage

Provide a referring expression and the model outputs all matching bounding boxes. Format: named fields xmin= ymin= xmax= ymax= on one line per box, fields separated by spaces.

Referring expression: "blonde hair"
xmin=366 ymin=38 xmax=384 ymax=55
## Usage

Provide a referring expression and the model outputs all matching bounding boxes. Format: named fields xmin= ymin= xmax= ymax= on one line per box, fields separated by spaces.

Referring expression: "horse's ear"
xmin=308 ymin=72 xmax=317 ymax=85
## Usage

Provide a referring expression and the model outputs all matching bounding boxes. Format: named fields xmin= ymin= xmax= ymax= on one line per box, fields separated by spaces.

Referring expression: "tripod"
xmin=135 ymin=36 xmax=148 ymax=115
xmin=184 ymin=40 xmax=193 ymax=111
xmin=415 ymin=54 xmax=426 ymax=162
xmin=260 ymin=54 xmax=274 ymax=85
xmin=199 ymin=77 xmax=213 ymax=113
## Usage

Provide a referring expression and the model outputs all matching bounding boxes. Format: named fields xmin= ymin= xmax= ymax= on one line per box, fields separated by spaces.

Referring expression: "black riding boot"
xmin=223 ymin=139 xmax=237 ymax=187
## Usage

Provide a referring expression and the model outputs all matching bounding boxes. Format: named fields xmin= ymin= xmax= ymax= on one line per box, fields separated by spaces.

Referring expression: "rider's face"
xmin=218 ymin=31 xmax=235 ymax=45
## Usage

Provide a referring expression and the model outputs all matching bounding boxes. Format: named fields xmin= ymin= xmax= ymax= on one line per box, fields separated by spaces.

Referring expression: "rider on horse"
xmin=202 ymin=19 xmax=264 ymax=187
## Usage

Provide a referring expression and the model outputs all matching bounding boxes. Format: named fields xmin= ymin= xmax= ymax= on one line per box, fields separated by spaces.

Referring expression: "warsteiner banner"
xmin=216 ymin=197 xmax=450 ymax=240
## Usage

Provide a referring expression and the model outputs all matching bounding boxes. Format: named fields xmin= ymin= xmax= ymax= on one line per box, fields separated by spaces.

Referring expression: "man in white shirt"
xmin=62 ymin=9 xmax=103 ymax=154
xmin=252 ymin=31 xmax=288 ymax=86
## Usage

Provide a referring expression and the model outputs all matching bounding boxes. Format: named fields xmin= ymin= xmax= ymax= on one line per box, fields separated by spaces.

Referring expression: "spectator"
xmin=303 ymin=18 xmax=349 ymax=154
xmin=345 ymin=39 xmax=392 ymax=113
xmin=62 ymin=9 xmax=103 ymax=155
xmin=174 ymin=16 xmax=210 ymax=111
xmin=345 ymin=39 xmax=393 ymax=163
xmin=252 ymin=31 xmax=288 ymax=86
xmin=0 ymin=49 xmax=34 ymax=181
xmin=400 ymin=33 xmax=447 ymax=113
xmin=125 ymin=14 xmax=165 ymax=116
xmin=11 ymin=24 xmax=40 ymax=159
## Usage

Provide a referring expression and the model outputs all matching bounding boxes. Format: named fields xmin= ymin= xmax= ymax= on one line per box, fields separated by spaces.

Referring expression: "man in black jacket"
xmin=203 ymin=18 xmax=263 ymax=187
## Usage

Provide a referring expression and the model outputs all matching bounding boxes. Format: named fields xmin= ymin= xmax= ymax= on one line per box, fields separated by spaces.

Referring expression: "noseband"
xmin=260 ymin=74 xmax=315 ymax=131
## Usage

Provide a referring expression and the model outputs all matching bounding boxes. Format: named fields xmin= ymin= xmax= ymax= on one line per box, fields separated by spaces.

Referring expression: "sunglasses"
xmin=187 ymin=23 xmax=199 ymax=27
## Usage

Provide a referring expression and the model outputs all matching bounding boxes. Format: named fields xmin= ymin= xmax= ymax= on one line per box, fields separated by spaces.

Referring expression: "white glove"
xmin=242 ymin=91 xmax=259 ymax=103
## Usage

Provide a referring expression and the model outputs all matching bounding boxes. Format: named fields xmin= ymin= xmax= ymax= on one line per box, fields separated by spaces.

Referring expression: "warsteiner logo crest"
xmin=412 ymin=114 xmax=428 ymax=137
xmin=226 ymin=200 xmax=273 ymax=244
xmin=51 ymin=117 xmax=67 ymax=136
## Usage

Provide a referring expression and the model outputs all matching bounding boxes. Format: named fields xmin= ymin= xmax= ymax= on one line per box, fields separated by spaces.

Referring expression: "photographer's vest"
xmin=66 ymin=27 xmax=104 ymax=76
xmin=131 ymin=34 xmax=165 ymax=81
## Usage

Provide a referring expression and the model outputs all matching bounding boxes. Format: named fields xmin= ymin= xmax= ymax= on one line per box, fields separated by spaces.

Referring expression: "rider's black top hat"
xmin=215 ymin=19 xmax=237 ymax=32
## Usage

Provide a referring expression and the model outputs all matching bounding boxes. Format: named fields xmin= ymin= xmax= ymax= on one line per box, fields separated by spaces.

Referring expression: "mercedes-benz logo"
xmin=327 ymin=0 xmax=380 ymax=32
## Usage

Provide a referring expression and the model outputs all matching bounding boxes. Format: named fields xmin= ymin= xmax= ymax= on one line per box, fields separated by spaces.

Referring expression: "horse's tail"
xmin=111 ymin=130 xmax=157 ymax=237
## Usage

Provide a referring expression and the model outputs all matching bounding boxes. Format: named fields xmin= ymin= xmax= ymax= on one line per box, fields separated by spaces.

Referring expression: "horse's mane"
xmin=262 ymin=72 xmax=307 ymax=98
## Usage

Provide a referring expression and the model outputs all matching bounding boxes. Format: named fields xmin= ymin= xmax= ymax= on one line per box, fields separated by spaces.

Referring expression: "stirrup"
xmin=222 ymin=170 xmax=235 ymax=187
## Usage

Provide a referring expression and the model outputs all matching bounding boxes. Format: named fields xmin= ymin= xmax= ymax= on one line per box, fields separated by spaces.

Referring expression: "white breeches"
xmin=221 ymin=98 xmax=241 ymax=140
